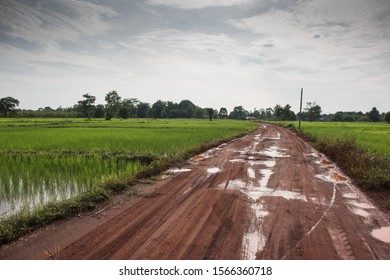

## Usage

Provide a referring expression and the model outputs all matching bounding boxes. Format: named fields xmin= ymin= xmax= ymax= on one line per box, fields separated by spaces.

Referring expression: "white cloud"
xmin=145 ymin=0 xmax=255 ymax=10
xmin=1 ymin=0 xmax=389 ymax=113
xmin=230 ymin=0 xmax=390 ymax=77
xmin=0 ymin=0 xmax=117 ymax=45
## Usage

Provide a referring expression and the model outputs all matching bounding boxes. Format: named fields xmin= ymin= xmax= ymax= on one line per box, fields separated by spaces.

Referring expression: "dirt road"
xmin=1 ymin=124 xmax=389 ymax=259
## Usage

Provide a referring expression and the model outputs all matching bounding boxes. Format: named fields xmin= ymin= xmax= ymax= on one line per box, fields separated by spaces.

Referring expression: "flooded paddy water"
xmin=0 ymin=154 xmax=142 ymax=216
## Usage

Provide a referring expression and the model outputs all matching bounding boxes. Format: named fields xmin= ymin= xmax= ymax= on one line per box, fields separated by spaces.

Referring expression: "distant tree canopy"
xmin=368 ymin=107 xmax=381 ymax=122
xmin=229 ymin=106 xmax=247 ymax=120
xmin=104 ymin=90 xmax=121 ymax=120
xmin=218 ymin=107 xmax=228 ymax=119
xmin=136 ymin=102 xmax=150 ymax=118
xmin=93 ymin=104 xmax=105 ymax=118
xmin=304 ymin=102 xmax=322 ymax=122
xmin=119 ymin=98 xmax=139 ymax=119
xmin=2 ymin=92 xmax=389 ymax=124
xmin=274 ymin=104 xmax=295 ymax=121
xmin=0 ymin=96 xmax=20 ymax=117
xmin=77 ymin=93 xmax=96 ymax=118
xmin=206 ymin=108 xmax=214 ymax=121
xmin=385 ymin=112 xmax=390 ymax=124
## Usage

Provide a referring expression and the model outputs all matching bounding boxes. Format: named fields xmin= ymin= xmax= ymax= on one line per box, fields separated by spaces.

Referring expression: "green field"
xmin=287 ymin=121 xmax=390 ymax=157
xmin=0 ymin=118 xmax=256 ymax=217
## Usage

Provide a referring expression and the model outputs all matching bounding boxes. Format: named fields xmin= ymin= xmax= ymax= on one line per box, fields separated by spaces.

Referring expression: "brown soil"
xmin=1 ymin=124 xmax=389 ymax=260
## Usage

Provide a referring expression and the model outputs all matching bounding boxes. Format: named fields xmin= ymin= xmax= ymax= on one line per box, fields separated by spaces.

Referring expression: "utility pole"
xmin=298 ymin=88 xmax=303 ymax=130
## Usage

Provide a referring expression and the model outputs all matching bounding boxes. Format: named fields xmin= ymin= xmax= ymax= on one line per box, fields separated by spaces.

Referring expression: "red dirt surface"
xmin=1 ymin=124 xmax=389 ymax=260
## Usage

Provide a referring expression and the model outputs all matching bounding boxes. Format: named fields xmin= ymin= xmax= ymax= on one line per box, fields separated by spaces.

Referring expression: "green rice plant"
xmin=0 ymin=119 xmax=255 ymax=154
xmin=0 ymin=154 xmax=142 ymax=216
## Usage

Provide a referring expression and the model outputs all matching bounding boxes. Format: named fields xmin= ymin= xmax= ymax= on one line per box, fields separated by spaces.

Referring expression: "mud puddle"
xmin=371 ymin=227 xmax=390 ymax=243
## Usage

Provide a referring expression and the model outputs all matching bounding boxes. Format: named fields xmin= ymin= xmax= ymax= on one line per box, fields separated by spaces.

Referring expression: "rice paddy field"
xmin=288 ymin=121 xmax=390 ymax=158
xmin=0 ymin=118 xmax=256 ymax=217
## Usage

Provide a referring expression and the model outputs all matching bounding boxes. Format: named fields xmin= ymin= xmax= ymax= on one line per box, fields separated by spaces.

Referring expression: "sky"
xmin=0 ymin=0 xmax=389 ymax=114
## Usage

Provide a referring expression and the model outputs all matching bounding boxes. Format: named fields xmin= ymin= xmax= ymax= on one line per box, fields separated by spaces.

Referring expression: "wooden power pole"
xmin=298 ymin=88 xmax=303 ymax=130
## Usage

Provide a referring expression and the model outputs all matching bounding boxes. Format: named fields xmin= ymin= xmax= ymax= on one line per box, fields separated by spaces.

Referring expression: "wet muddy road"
xmin=1 ymin=124 xmax=390 ymax=259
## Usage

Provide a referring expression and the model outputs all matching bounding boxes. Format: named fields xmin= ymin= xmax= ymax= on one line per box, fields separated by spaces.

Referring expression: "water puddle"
xmin=352 ymin=208 xmax=370 ymax=218
xmin=247 ymin=167 xmax=256 ymax=179
xmin=207 ymin=167 xmax=220 ymax=174
xmin=221 ymin=177 xmax=307 ymax=202
xmin=229 ymin=159 xmax=245 ymax=163
xmin=255 ymin=185 xmax=307 ymax=202
xmin=330 ymin=173 xmax=348 ymax=182
xmin=348 ymin=200 xmax=374 ymax=209
xmin=168 ymin=168 xmax=192 ymax=173
xmin=371 ymin=227 xmax=390 ymax=243
xmin=191 ymin=155 xmax=206 ymax=161
xmin=256 ymin=160 xmax=276 ymax=168
xmin=242 ymin=204 xmax=268 ymax=260
xmin=343 ymin=193 xmax=360 ymax=199
xmin=320 ymin=159 xmax=332 ymax=165
xmin=254 ymin=134 xmax=263 ymax=141
xmin=259 ymin=169 xmax=273 ymax=188
xmin=260 ymin=146 xmax=290 ymax=158
xmin=316 ymin=173 xmax=349 ymax=184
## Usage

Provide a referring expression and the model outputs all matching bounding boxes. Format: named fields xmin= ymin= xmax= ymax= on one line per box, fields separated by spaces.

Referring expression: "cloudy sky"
xmin=0 ymin=0 xmax=389 ymax=113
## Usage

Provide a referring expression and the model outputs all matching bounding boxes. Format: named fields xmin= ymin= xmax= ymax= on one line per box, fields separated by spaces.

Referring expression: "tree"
xmin=384 ymin=111 xmax=390 ymax=124
xmin=105 ymin=90 xmax=121 ymax=120
xmin=137 ymin=102 xmax=150 ymax=118
xmin=252 ymin=109 xmax=261 ymax=119
xmin=120 ymin=98 xmax=138 ymax=118
xmin=77 ymin=93 xmax=96 ymax=118
xmin=195 ymin=107 xmax=205 ymax=119
xmin=178 ymin=100 xmax=196 ymax=118
xmin=206 ymin=108 xmax=214 ymax=121
xmin=150 ymin=100 xmax=166 ymax=118
xmin=118 ymin=107 xmax=130 ymax=119
xmin=368 ymin=107 xmax=381 ymax=122
xmin=93 ymin=104 xmax=105 ymax=118
xmin=273 ymin=104 xmax=284 ymax=121
xmin=274 ymin=104 xmax=294 ymax=121
xmin=229 ymin=106 xmax=247 ymax=120
xmin=265 ymin=108 xmax=274 ymax=120
xmin=165 ymin=101 xmax=179 ymax=118
xmin=305 ymin=102 xmax=322 ymax=122
xmin=0 ymin=96 xmax=20 ymax=117
xmin=218 ymin=107 xmax=228 ymax=119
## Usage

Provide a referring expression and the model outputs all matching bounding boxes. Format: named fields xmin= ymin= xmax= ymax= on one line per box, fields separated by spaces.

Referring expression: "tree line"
xmin=1 ymin=92 xmax=390 ymax=123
